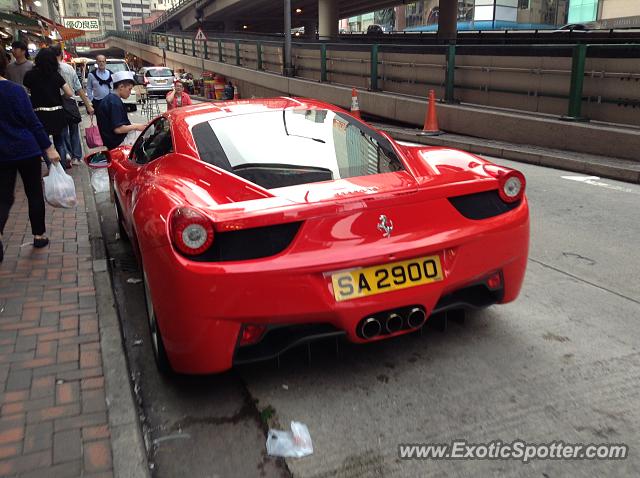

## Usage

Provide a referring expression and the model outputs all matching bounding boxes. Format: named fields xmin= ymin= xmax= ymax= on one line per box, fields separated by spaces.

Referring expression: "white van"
xmin=79 ymin=58 xmax=137 ymax=111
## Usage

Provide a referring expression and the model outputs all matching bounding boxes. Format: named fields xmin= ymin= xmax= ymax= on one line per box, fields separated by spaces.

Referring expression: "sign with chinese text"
xmin=63 ymin=17 xmax=101 ymax=31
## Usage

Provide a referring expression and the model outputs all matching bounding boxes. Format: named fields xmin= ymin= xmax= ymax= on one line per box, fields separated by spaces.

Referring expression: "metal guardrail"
xmin=101 ymin=30 xmax=640 ymax=123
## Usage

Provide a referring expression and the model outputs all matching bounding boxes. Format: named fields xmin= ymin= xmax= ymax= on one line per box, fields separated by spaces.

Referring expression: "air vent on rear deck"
xmin=448 ymin=190 xmax=520 ymax=220
xmin=190 ymin=222 xmax=302 ymax=262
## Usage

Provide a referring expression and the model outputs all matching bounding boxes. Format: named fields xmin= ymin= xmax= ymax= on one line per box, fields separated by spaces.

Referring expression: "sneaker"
xmin=72 ymin=159 xmax=82 ymax=166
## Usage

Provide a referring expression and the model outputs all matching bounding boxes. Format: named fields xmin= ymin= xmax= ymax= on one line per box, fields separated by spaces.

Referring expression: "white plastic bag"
xmin=43 ymin=162 xmax=77 ymax=208
xmin=122 ymin=130 xmax=140 ymax=146
xmin=266 ymin=421 xmax=313 ymax=458
xmin=90 ymin=168 xmax=110 ymax=193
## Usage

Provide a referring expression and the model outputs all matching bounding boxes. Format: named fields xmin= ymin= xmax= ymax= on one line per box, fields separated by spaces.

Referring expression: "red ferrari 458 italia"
xmin=87 ymin=97 xmax=529 ymax=375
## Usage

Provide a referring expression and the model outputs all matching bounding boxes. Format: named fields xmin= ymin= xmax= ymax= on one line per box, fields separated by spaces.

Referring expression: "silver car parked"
xmin=136 ymin=66 xmax=175 ymax=96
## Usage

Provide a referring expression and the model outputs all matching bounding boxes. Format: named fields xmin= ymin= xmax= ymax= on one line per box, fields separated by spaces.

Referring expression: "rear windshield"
xmin=146 ymin=68 xmax=173 ymax=77
xmin=192 ymin=109 xmax=404 ymax=189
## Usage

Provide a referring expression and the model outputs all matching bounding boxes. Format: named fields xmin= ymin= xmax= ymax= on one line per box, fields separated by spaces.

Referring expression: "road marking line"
xmin=561 ymin=175 xmax=639 ymax=194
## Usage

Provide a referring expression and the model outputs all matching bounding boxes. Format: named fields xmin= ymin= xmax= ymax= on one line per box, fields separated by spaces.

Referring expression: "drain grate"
xmin=115 ymin=257 xmax=139 ymax=273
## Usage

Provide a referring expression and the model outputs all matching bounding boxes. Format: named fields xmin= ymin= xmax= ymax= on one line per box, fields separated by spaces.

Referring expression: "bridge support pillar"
xmin=438 ymin=0 xmax=458 ymax=42
xmin=318 ymin=0 xmax=338 ymax=40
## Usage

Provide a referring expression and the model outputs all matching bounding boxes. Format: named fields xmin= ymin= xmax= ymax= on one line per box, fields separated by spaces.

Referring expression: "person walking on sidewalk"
xmin=5 ymin=40 xmax=32 ymax=86
xmin=0 ymin=53 xmax=62 ymax=262
xmin=86 ymin=55 xmax=113 ymax=111
xmin=95 ymin=71 xmax=146 ymax=150
xmin=52 ymin=45 xmax=94 ymax=166
xmin=23 ymin=47 xmax=74 ymax=169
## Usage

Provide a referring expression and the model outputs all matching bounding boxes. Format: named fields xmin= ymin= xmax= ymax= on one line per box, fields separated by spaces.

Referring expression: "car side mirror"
xmin=84 ymin=151 xmax=110 ymax=168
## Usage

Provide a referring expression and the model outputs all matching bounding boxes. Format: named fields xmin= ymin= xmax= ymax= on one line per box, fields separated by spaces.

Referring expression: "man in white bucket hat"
xmin=95 ymin=71 xmax=147 ymax=149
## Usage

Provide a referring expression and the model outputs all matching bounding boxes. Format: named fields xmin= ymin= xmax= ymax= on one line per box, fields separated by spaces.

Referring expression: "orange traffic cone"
xmin=420 ymin=89 xmax=442 ymax=136
xmin=350 ymin=88 xmax=361 ymax=119
xmin=233 ymin=85 xmax=239 ymax=100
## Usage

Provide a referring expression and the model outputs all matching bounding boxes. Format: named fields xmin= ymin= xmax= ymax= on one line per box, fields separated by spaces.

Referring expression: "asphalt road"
xmin=88 ymin=108 xmax=640 ymax=477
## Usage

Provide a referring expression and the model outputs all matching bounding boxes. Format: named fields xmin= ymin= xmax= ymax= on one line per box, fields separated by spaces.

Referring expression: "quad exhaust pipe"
xmin=357 ymin=306 xmax=427 ymax=339
xmin=385 ymin=313 xmax=403 ymax=334
xmin=360 ymin=317 xmax=382 ymax=339
xmin=407 ymin=307 xmax=426 ymax=329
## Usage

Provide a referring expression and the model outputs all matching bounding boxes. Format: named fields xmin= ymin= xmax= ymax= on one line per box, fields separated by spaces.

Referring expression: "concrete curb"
xmin=379 ymin=125 xmax=640 ymax=184
xmin=81 ymin=165 xmax=150 ymax=478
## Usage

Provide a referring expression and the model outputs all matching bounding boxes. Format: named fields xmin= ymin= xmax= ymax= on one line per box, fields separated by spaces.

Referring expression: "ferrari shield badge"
xmin=377 ymin=215 xmax=393 ymax=238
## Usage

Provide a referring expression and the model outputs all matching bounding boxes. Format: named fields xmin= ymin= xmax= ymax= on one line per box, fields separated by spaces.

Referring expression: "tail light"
xmin=239 ymin=325 xmax=267 ymax=346
xmin=483 ymin=164 xmax=526 ymax=203
xmin=170 ymin=207 xmax=214 ymax=256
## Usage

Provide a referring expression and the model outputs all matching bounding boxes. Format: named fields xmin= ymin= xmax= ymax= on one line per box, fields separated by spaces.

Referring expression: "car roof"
xmin=85 ymin=58 xmax=126 ymax=64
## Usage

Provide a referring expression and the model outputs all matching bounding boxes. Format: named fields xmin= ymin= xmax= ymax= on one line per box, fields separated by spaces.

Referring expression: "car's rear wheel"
xmin=143 ymin=269 xmax=173 ymax=375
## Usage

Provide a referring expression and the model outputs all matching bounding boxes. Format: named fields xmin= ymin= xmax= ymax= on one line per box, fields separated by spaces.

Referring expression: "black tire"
xmin=143 ymin=269 xmax=173 ymax=375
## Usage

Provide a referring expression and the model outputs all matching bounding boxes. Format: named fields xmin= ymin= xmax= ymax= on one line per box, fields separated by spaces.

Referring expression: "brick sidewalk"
xmin=0 ymin=165 xmax=114 ymax=477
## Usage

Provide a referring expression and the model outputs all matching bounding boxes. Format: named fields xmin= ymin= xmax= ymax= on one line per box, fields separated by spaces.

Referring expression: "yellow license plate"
xmin=331 ymin=255 xmax=443 ymax=302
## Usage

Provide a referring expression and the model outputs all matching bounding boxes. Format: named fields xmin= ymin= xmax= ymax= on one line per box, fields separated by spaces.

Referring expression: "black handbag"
xmin=62 ymin=96 xmax=82 ymax=124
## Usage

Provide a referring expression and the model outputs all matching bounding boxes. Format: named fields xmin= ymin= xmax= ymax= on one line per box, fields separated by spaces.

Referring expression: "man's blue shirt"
xmin=95 ymin=93 xmax=130 ymax=150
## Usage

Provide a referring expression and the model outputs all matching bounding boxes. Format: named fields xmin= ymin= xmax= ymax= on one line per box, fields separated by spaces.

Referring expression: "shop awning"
xmin=23 ymin=12 xmax=85 ymax=41
xmin=56 ymin=25 xmax=85 ymax=41
xmin=0 ymin=11 xmax=40 ymax=27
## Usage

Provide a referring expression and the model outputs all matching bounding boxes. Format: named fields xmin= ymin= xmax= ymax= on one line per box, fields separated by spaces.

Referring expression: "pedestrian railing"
xmin=100 ymin=30 xmax=640 ymax=126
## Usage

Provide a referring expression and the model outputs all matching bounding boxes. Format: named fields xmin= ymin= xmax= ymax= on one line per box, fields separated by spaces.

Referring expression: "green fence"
xmin=102 ymin=30 xmax=640 ymax=123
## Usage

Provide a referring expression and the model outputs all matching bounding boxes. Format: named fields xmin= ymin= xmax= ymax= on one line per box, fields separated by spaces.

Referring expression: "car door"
xmin=117 ymin=118 xmax=173 ymax=227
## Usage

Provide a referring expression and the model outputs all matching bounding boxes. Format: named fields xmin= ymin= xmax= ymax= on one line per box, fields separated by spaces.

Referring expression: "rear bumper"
xmin=142 ymin=201 xmax=529 ymax=374
xmin=146 ymin=85 xmax=172 ymax=94
xmin=233 ymin=282 xmax=504 ymax=365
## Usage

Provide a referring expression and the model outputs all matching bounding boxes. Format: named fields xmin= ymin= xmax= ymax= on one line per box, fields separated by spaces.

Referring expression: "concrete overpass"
xmin=157 ymin=0 xmax=409 ymax=37
xmin=159 ymin=0 xmax=400 ymax=33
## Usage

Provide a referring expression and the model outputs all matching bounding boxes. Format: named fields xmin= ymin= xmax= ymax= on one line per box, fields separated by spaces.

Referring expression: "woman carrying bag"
xmin=0 ymin=52 xmax=62 ymax=262
xmin=23 ymin=47 xmax=74 ymax=168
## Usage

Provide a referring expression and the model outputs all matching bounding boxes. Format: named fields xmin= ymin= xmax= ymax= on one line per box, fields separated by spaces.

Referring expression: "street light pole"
xmin=139 ymin=0 xmax=145 ymax=33
xmin=284 ymin=0 xmax=293 ymax=76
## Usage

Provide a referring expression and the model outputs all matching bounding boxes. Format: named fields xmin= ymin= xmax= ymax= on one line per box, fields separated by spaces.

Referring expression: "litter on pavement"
xmin=91 ymin=169 xmax=110 ymax=193
xmin=266 ymin=421 xmax=313 ymax=458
